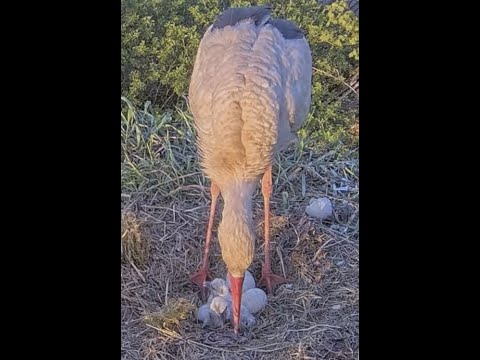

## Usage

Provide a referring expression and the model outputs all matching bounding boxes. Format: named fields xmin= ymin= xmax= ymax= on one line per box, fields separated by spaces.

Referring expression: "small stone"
xmin=306 ymin=197 xmax=333 ymax=219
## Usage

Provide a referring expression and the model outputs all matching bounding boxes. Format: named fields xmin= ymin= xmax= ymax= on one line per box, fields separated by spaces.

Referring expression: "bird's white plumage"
xmin=197 ymin=303 xmax=223 ymax=328
xmin=239 ymin=306 xmax=256 ymax=327
xmin=190 ymin=6 xmax=311 ymax=332
xmin=197 ymin=303 xmax=210 ymax=322
xmin=189 ymin=17 xmax=312 ymax=184
xmin=210 ymin=296 xmax=230 ymax=315
xmin=207 ymin=278 xmax=230 ymax=296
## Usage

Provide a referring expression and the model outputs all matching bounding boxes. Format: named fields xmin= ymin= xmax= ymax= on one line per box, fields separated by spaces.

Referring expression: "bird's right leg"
xmin=191 ymin=182 xmax=220 ymax=301
xmin=259 ymin=166 xmax=288 ymax=294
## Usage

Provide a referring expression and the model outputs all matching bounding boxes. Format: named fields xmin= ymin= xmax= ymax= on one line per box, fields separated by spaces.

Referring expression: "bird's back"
xmin=189 ymin=5 xmax=312 ymax=186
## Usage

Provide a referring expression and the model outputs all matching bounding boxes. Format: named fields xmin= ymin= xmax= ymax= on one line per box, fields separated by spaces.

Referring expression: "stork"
xmin=188 ymin=4 xmax=312 ymax=333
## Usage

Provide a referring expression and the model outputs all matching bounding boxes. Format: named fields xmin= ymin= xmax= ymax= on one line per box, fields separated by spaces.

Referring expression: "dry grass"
xmin=122 ymin=211 xmax=149 ymax=268
xmin=121 ymin=102 xmax=359 ymax=359
xmin=144 ymin=298 xmax=196 ymax=332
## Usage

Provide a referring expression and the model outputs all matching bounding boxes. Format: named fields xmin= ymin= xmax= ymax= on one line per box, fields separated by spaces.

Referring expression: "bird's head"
xmin=216 ymin=180 xmax=256 ymax=333
xmin=217 ymin=198 xmax=255 ymax=333
xmin=204 ymin=278 xmax=229 ymax=297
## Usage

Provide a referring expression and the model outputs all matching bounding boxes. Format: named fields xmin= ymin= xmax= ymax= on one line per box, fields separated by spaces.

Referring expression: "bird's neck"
xmin=217 ymin=180 xmax=257 ymax=277
xmin=221 ymin=180 xmax=256 ymax=217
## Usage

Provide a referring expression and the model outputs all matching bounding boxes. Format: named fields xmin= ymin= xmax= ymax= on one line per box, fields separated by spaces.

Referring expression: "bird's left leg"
xmin=259 ymin=166 xmax=288 ymax=294
xmin=191 ymin=182 xmax=220 ymax=301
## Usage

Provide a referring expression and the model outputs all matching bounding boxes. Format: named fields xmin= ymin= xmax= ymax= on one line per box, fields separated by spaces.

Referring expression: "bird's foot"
xmin=259 ymin=267 xmax=289 ymax=295
xmin=191 ymin=267 xmax=211 ymax=301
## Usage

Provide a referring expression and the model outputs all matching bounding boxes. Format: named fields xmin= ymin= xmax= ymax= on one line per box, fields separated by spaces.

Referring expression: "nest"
xmin=121 ymin=144 xmax=359 ymax=359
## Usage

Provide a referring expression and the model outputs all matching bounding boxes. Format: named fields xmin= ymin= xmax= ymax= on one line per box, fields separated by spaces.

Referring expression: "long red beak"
xmin=228 ymin=273 xmax=244 ymax=334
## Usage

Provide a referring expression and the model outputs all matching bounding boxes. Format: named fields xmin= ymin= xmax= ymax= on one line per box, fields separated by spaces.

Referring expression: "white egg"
xmin=241 ymin=288 xmax=267 ymax=314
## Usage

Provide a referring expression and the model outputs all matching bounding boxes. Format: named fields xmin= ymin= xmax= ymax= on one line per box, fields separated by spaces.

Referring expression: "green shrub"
xmin=121 ymin=0 xmax=359 ymax=147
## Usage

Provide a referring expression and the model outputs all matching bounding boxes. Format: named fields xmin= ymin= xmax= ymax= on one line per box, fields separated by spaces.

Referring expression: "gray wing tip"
xmin=266 ymin=18 xmax=305 ymax=40
xmin=210 ymin=5 xmax=306 ymax=40
xmin=211 ymin=4 xmax=272 ymax=31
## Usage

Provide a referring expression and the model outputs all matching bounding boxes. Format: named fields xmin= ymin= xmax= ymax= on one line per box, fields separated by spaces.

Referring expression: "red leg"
xmin=259 ymin=166 xmax=288 ymax=294
xmin=191 ymin=182 xmax=220 ymax=300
